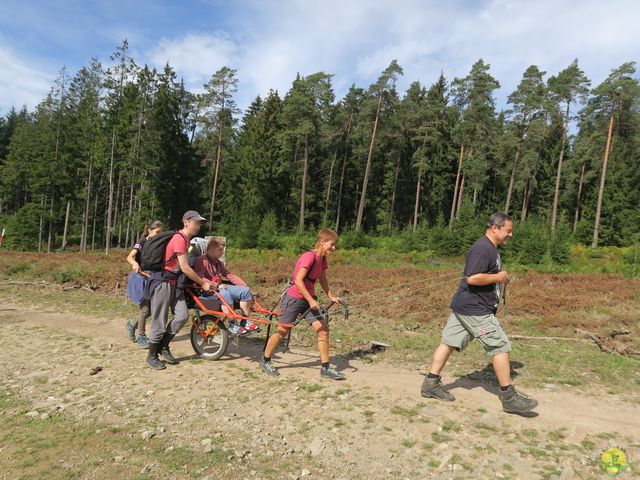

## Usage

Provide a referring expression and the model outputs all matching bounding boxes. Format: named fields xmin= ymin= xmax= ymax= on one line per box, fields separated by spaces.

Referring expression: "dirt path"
xmin=1 ymin=303 xmax=638 ymax=479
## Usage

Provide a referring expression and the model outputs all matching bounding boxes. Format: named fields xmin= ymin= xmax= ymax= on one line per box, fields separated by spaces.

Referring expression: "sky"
xmin=1 ymin=0 xmax=639 ymax=115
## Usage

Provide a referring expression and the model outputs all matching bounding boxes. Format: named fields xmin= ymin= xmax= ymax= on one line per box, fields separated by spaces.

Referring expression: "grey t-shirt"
xmin=450 ymin=236 xmax=502 ymax=315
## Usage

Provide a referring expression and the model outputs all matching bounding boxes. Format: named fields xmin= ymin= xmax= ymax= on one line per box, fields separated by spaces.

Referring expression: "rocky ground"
xmin=1 ymin=301 xmax=639 ymax=479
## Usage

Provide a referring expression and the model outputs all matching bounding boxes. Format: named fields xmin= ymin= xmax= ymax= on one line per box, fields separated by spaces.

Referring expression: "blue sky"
xmin=1 ymin=0 xmax=639 ymax=115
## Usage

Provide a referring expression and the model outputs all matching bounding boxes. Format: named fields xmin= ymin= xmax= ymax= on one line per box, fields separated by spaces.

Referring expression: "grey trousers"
xmin=136 ymin=301 xmax=151 ymax=335
xmin=149 ymin=282 xmax=189 ymax=344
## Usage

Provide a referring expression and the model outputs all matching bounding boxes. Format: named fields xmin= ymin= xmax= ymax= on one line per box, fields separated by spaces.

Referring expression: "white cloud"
xmin=2 ymin=0 xmax=639 ymax=115
xmin=147 ymin=31 xmax=238 ymax=87
xmin=0 ymin=46 xmax=55 ymax=112
xmin=143 ymin=0 xmax=639 ymax=113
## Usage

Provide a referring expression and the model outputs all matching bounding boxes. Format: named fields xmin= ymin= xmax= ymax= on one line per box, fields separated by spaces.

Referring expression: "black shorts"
xmin=278 ymin=293 xmax=327 ymax=327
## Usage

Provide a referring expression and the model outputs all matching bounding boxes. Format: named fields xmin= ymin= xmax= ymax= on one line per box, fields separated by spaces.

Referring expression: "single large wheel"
xmin=190 ymin=314 xmax=229 ymax=360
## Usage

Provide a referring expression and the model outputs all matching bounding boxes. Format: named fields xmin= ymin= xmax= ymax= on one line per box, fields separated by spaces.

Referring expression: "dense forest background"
xmin=0 ymin=40 xmax=638 ymax=254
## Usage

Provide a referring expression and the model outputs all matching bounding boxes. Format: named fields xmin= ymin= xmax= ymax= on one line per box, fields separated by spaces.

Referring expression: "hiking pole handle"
xmin=337 ymin=299 xmax=349 ymax=320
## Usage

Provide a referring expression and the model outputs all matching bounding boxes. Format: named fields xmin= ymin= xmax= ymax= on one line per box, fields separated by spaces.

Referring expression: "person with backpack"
xmin=260 ymin=229 xmax=345 ymax=380
xmin=126 ymin=220 xmax=164 ymax=348
xmin=420 ymin=213 xmax=538 ymax=414
xmin=193 ymin=237 xmax=259 ymax=335
xmin=143 ymin=210 xmax=213 ymax=370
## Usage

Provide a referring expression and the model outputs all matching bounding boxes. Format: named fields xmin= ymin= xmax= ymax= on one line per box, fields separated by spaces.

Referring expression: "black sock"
xmin=263 ymin=356 xmax=271 ymax=362
xmin=500 ymin=385 xmax=511 ymax=391
xmin=427 ymin=372 xmax=440 ymax=379
xmin=321 ymin=362 xmax=330 ymax=370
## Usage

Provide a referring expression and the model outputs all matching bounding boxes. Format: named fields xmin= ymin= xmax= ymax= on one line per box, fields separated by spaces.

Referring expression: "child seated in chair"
xmin=193 ymin=237 xmax=259 ymax=335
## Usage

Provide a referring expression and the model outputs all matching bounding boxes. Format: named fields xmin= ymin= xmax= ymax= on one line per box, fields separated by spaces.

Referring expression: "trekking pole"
xmin=502 ymin=283 xmax=508 ymax=322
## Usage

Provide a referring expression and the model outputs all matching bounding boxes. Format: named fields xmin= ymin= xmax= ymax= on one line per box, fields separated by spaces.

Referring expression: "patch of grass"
xmin=421 ymin=442 xmax=435 ymax=451
xmin=581 ymin=438 xmax=596 ymax=450
xmin=427 ymin=459 xmax=440 ymax=468
xmin=474 ymin=422 xmax=498 ymax=432
xmin=431 ymin=431 xmax=451 ymax=443
xmin=539 ymin=465 xmax=562 ymax=480
xmin=450 ymin=453 xmax=474 ymax=472
xmin=298 ymin=383 xmax=324 ymax=393
xmin=150 ymin=445 xmax=220 ymax=473
xmin=547 ymin=428 xmax=566 ymax=441
xmin=333 ymin=418 xmax=346 ymax=428
xmin=401 ymin=439 xmax=417 ymax=448
xmin=559 ymin=378 xmax=582 ymax=386
xmin=441 ymin=419 xmax=461 ymax=432
xmin=525 ymin=447 xmax=549 ymax=459
xmin=390 ymin=405 xmax=420 ymax=417
xmin=53 ymin=268 xmax=82 ymax=284
xmin=522 ymin=428 xmax=539 ymax=438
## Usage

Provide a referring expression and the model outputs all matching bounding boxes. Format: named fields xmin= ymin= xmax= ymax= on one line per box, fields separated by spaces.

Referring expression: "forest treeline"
xmin=0 ymin=40 xmax=638 ymax=253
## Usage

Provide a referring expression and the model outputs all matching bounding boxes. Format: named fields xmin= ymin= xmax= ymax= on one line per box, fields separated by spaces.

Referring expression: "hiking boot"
xmin=136 ymin=333 xmax=149 ymax=349
xmin=499 ymin=385 xmax=538 ymax=414
xmin=160 ymin=333 xmax=178 ymax=365
xmin=147 ymin=343 xmax=166 ymax=370
xmin=421 ymin=376 xmax=455 ymax=402
xmin=320 ymin=366 xmax=346 ymax=381
xmin=260 ymin=357 xmax=279 ymax=377
xmin=126 ymin=320 xmax=137 ymax=342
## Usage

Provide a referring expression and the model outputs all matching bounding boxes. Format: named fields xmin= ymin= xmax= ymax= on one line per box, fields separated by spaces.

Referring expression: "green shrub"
xmin=339 ymin=229 xmax=373 ymax=249
xmin=1 ymin=203 xmax=44 ymax=251
xmin=622 ymin=243 xmax=640 ymax=264
xmin=509 ymin=219 xmax=549 ymax=264
xmin=53 ymin=268 xmax=82 ymax=284
xmin=256 ymin=212 xmax=281 ymax=249
xmin=549 ymin=223 xmax=572 ymax=264
xmin=278 ymin=231 xmax=317 ymax=255
xmin=502 ymin=217 xmax=572 ymax=266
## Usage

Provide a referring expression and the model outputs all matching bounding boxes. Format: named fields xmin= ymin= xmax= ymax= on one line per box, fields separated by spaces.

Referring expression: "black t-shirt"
xmin=132 ymin=237 xmax=147 ymax=265
xmin=450 ymin=236 xmax=502 ymax=315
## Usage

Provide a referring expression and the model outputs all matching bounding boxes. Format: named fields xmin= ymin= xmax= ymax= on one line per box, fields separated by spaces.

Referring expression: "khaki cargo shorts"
xmin=441 ymin=312 xmax=511 ymax=355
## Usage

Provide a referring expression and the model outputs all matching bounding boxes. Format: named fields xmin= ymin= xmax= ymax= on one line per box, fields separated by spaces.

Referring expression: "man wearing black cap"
xmin=147 ymin=210 xmax=213 ymax=370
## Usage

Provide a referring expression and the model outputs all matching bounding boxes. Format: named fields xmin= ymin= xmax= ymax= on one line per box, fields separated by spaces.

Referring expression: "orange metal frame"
xmin=185 ymin=285 xmax=298 ymax=328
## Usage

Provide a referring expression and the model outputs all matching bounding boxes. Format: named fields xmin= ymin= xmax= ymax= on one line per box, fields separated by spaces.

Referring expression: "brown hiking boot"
xmin=421 ymin=376 xmax=455 ymax=402
xmin=499 ymin=385 xmax=538 ymax=414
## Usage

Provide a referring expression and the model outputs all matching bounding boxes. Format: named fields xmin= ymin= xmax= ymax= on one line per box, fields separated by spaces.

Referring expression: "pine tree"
xmin=450 ymin=59 xmax=500 ymax=221
xmin=355 ymin=60 xmax=403 ymax=231
xmin=547 ymin=60 xmax=590 ymax=234
xmin=504 ymin=65 xmax=547 ymax=214
xmin=197 ymin=67 xmax=240 ymax=226
xmin=281 ymin=72 xmax=334 ymax=230
xmin=586 ymin=62 xmax=639 ymax=246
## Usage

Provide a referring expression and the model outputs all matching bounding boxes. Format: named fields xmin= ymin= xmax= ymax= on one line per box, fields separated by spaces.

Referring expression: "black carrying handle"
xmin=262 ymin=299 xmax=350 ymax=353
